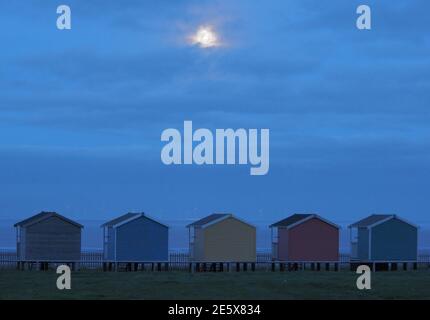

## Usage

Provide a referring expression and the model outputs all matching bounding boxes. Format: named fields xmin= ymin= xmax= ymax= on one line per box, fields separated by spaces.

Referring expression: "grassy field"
xmin=0 ymin=270 xmax=429 ymax=300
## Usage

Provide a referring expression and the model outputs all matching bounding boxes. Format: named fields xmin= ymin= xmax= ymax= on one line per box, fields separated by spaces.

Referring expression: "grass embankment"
xmin=0 ymin=270 xmax=429 ymax=300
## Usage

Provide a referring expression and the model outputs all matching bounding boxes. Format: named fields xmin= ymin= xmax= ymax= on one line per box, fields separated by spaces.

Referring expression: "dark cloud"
xmin=0 ymin=0 xmax=429 ymax=223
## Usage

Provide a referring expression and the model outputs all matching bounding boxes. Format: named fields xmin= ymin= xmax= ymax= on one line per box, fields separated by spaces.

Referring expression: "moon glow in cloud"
xmin=190 ymin=26 xmax=220 ymax=48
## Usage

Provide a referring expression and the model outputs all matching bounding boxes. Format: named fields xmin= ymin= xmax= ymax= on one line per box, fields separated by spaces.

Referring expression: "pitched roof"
xmin=101 ymin=213 xmax=141 ymax=227
xmin=187 ymin=213 xmax=231 ymax=228
xmin=270 ymin=213 xmax=340 ymax=229
xmin=349 ymin=214 xmax=418 ymax=229
xmin=101 ymin=212 xmax=168 ymax=228
xmin=349 ymin=214 xmax=393 ymax=228
xmin=14 ymin=211 xmax=83 ymax=228
xmin=270 ymin=214 xmax=313 ymax=228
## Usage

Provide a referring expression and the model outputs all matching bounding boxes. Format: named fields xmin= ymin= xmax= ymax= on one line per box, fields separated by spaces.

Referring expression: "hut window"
xmin=189 ymin=227 xmax=195 ymax=243
xmin=104 ymin=228 xmax=109 ymax=242
xmin=16 ymin=227 xmax=21 ymax=243
xmin=188 ymin=227 xmax=196 ymax=260
xmin=272 ymin=227 xmax=279 ymax=243
xmin=351 ymin=228 xmax=358 ymax=242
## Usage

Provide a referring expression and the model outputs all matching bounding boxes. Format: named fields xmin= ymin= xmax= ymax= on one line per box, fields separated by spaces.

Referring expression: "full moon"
xmin=191 ymin=26 xmax=220 ymax=48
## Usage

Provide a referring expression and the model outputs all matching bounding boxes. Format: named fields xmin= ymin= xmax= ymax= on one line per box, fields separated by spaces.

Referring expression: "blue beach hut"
xmin=349 ymin=214 xmax=418 ymax=261
xmin=101 ymin=212 xmax=168 ymax=262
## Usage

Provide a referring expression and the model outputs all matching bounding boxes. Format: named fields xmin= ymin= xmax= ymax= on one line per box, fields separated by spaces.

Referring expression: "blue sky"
xmin=0 ymin=0 xmax=429 ymax=226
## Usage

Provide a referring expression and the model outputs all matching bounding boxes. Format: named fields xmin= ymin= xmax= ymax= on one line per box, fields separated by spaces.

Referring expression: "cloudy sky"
xmin=0 ymin=0 xmax=429 ymax=226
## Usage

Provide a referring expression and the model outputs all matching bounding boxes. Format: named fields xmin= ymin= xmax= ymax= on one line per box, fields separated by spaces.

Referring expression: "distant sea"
xmin=1 ymin=219 xmax=430 ymax=254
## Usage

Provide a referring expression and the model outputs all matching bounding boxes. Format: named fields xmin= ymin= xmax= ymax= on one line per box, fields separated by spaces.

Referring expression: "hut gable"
xmin=15 ymin=212 xmax=82 ymax=261
xmin=102 ymin=213 xmax=169 ymax=262
xmin=349 ymin=214 xmax=418 ymax=261
xmin=188 ymin=213 xmax=256 ymax=262
xmin=270 ymin=214 xmax=339 ymax=262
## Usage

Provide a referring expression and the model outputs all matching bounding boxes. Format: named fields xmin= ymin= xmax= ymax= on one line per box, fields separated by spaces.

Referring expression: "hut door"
xmin=189 ymin=227 xmax=195 ymax=260
xmin=16 ymin=227 xmax=21 ymax=260
xmin=271 ymin=228 xmax=279 ymax=260
xmin=103 ymin=228 xmax=109 ymax=259
xmin=350 ymin=228 xmax=358 ymax=259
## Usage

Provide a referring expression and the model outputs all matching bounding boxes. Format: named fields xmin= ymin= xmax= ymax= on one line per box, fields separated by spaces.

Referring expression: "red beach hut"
xmin=270 ymin=214 xmax=340 ymax=261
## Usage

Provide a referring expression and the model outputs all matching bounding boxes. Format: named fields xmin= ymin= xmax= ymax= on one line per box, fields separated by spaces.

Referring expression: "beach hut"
xmin=270 ymin=214 xmax=340 ymax=261
xmin=187 ymin=213 xmax=256 ymax=262
xmin=14 ymin=211 xmax=83 ymax=261
xmin=349 ymin=214 xmax=418 ymax=261
xmin=101 ymin=212 xmax=168 ymax=262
